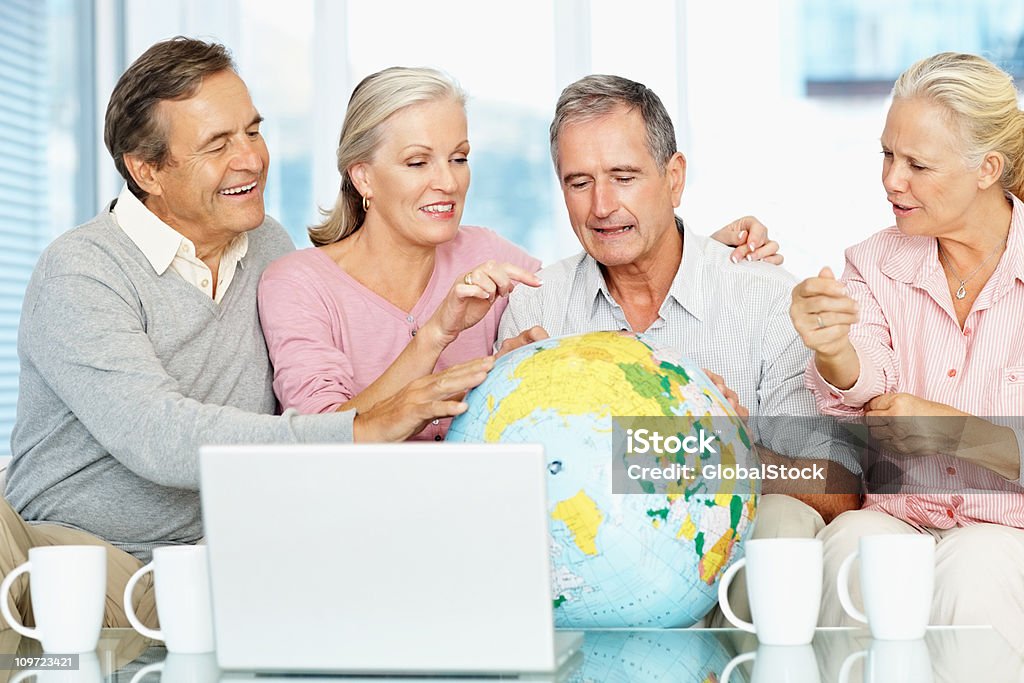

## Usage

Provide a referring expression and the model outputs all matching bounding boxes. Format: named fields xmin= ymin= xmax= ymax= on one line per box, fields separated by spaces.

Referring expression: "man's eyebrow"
xmin=609 ymin=165 xmax=642 ymax=174
xmin=561 ymin=172 xmax=590 ymax=184
xmin=197 ymin=113 xmax=264 ymax=150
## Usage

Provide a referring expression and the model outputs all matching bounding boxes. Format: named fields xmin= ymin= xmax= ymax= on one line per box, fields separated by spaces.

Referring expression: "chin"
xmin=893 ymin=219 xmax=934 ymax=237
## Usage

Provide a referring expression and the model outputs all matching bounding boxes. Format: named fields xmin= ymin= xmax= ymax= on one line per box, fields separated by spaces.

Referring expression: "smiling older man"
xmin=0 ymin=36 xmax=490 ymax=632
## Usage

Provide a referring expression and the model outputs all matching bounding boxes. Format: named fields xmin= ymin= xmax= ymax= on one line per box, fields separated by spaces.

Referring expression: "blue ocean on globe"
xmin=447 ymin=330 xmax=760 ymax=628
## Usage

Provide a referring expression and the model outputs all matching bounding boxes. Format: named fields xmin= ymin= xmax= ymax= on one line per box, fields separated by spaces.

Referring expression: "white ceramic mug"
xmin=0 ymin=546 xmax=106 ymax=653
xmin=836 ymin=534 xmax=934 ymax=640
xmin=721 ymin=644 xmax=820 ymax=683
xmin=123 ymin=545 xmax=214 ymax=654
xmin=717 ymin=538 xmax=823 ymax=645
xmin=9 ymin=652 xmax=101 ymax=683
xmin=838 ymin=638 xmax=934 ymax=683
xmin=128 ymin=653 xmax=220 ymax=683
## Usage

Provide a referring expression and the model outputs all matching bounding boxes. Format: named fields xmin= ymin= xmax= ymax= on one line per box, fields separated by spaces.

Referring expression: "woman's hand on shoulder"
xmin=711 ymin=215 xmax=784 ymax=265
xmin=425 ymin=261 xmax=542 ymax=349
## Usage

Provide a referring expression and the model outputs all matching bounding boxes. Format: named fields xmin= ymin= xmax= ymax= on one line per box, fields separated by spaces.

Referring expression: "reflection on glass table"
xmin=1 ymin=626 xmax=1021 ymax=682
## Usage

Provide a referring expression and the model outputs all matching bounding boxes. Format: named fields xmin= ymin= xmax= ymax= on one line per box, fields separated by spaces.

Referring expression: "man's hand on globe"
xmin=703 ymin=368 xmax=748 ymax=418
xmin=353 ymin=356 xmax=495 ymax=442
xmin=497 ymin=325 xmax=549 ymax=357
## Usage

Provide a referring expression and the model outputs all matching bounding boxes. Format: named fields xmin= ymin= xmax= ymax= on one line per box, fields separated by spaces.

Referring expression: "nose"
xmin=882 ymin=160 xmax=907 ymax=194
xmin=592 ymin=179 xmax=617 ymax=219
xmin=433 ymin=160 xmax=458 ymax=193
xmin=230 ymin=134 xmax=264 ymax=173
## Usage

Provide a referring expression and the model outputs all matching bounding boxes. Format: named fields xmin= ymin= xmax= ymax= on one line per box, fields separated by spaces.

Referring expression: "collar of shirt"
xmin=880 ymin=192 xmax=1024 ymax=300
xmin=579 ymin=217 xmax=705 ymax=327
xmin=111 ymin=185 xmax=249 ymax=276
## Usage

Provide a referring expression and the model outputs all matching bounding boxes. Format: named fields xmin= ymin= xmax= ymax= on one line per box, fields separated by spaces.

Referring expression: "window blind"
xmin=0 ymin=0 xmax=49 ymax=457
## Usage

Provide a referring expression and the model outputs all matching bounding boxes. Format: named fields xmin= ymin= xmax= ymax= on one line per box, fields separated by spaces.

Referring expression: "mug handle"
xmin=717 ymin=558 xmax=755 ymax=634
xmin=836 ymin=551 xmax=868 ymax=624
xmin=720 ymin=651 xmax=756 ymax=683
xmin=128 ymin=661 xmax=164 ymax=683
xmin=0 ymin=561 xmax=39 ymax=640
xmin=123 ymin=562 xmax=162 ymax=641
xmin=838 ymin=649 xmax=867 ymax=683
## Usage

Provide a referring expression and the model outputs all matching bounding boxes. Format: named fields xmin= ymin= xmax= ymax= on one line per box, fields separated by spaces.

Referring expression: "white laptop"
xmin=199 ymin=443 xmax=583 ymax=677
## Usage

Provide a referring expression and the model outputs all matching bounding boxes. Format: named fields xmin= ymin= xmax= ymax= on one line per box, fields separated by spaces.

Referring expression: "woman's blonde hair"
xmin=308 ymin=67 xmax=467 ymax=247
xmin=892 ymin=52 xmax=1024 ymax=200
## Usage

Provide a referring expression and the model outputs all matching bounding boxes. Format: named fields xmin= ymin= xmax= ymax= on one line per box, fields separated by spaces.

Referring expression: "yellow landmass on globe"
xmin=677 ymin=514 xmax=697 ymax=541
xmin=484 ymin=333 xmax=665 ymax=441
xmin=699 ymin=528 xmax=740 ymax=584
xmin=551 ymin=489 xmax=604 ymax=556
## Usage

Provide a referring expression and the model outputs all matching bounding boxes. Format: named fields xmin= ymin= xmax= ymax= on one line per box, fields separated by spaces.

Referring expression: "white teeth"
xmin=220 ymin=181 xmax=257 ymax=195
xmin=423 ymin=204 xmax=454 ymax=213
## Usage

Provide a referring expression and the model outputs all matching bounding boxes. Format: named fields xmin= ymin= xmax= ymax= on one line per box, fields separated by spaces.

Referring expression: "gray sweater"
xmin=7 ymin=209 xmax=354 ymax=559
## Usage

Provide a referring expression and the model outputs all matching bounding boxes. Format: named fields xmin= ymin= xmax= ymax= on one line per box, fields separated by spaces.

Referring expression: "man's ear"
xmin=667 ymin=152 xmax=686 ymax=208
xmin=123 ymin=154 xmax=164 ymax=198
xmin=977 ymin=151 xmax=1004 ymax=191
xmin=348 ymin=162 xmax=372 ymax=200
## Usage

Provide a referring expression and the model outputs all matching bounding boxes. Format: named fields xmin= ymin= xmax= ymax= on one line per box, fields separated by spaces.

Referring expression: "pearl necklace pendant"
xmin=955 ymin=284 xmax=967 ymax=300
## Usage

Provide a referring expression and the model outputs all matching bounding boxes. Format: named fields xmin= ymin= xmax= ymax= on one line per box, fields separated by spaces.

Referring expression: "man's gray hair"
xmin=549 ymin=74 xmax=677 ymax=172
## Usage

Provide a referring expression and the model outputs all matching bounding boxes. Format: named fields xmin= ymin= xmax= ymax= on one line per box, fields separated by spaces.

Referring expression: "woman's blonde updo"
xmin=892 ymin=52 xmax=1024 ymax=200
xmin=309 ymin=67 xmax=467 ymax=246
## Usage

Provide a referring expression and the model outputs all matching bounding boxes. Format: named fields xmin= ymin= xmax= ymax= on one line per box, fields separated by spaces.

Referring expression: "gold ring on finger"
xmin=464 ymin=273 xmax=473 ymax=286
xmin=816 ymin=314 xmax=825 ymax=329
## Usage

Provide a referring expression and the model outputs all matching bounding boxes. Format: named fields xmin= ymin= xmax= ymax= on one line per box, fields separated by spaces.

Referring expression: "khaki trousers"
xmin=0 ymin=498 xmax=157 ymax=632
xmin=818 ymin=508 xmax=1024 ymax=654
xmin=706 ymin=494 xmax=826 ymax=627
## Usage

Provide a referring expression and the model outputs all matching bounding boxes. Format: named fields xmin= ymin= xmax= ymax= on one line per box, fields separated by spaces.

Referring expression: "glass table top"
xmin=1 ymin=625 xmax=1020 ymax=682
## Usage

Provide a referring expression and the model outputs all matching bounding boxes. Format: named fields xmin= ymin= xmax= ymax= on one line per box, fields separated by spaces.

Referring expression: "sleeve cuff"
xmin=813 ymin=344 xmax=883 ymax=409
xmin=286 ymin=408 xmax=356 ymax=443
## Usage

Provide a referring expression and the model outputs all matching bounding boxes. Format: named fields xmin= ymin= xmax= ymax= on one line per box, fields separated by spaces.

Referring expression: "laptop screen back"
xmin=199 ymin=443 xmax=557 ymax=675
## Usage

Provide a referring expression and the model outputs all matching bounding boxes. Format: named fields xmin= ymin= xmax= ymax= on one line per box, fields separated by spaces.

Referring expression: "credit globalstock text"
xmin=623 ymin=428 xmax=825 ymax=482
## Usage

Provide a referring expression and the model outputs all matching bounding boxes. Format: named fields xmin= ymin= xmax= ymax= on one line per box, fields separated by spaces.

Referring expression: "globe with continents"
xmin=447 ymin=330 xmax=759 ymax=628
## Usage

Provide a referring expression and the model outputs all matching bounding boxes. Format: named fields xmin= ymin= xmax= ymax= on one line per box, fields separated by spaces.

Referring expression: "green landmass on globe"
xmin=447 ymin=330 xmax=760 ymax=628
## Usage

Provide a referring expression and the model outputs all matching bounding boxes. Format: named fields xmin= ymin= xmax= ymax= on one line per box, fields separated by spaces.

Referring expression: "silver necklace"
xmin=937 ymin=237 xmax=1007 ymax=300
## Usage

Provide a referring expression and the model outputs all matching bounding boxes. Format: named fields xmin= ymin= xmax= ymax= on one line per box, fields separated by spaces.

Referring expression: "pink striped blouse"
xmin=806 ymin=194 xmax=1024 ymax=529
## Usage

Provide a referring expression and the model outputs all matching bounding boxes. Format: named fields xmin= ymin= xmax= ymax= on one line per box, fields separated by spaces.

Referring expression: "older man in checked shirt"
xmin=497 ymin=75 xmax=863 ymax=623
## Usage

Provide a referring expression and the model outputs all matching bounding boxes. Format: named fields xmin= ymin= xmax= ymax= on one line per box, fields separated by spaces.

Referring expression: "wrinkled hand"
xmin=865 ymin=393 xmax=967 ymax=456
xmin=703 ymin=368 xmax=749 ymax=419
xmin=353 ymin=356 xmax=495 ymax=442
xmin=790 ymin=267 xmax=860 ymax=357
xmin=711 ymin=216 xmax=784 ymax=265
xmin=428 ymin=261 xmax=541 ymax=348
xmin=497 ymin=326 xmax=549 ymax=357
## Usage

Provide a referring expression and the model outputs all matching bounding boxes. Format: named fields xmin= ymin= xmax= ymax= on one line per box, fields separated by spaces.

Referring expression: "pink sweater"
xmin=257 ymin=226 xmax=540 ymax=440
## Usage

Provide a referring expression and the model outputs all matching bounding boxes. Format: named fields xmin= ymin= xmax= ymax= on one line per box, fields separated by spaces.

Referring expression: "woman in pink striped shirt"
xmin=790 ymin=52 xmax=1024 ymax=649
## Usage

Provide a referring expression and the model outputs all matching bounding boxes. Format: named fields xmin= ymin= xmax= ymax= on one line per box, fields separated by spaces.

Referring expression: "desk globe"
xmin=447 ymin=331 xmax=759 ymax=627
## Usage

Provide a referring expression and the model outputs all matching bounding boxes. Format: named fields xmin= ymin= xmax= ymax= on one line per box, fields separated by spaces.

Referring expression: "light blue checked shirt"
xmin=498 ymin=219 xmax=856 ymax=468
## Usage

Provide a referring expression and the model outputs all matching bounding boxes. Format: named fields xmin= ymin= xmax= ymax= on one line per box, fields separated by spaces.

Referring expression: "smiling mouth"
xmin=220 ymin=181 xmax=258 ymax=196
xmin=421 ymin=203 xmax=455 ymax=214
xmin=592 ymin=225 xmax=634 ymax=235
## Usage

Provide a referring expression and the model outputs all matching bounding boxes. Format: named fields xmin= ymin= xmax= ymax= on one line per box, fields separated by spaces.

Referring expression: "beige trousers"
xmin=706 ymin=494 xmax=826 ymax=627
xmin=0 ymin=498 xmax=157 ymax=632
xmin=818 ymin=508 xmax=1024 ymax=653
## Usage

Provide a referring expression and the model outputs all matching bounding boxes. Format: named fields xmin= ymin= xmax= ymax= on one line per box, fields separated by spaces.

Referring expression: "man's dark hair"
xmin=103 ymin=37 xmax=235 ymax=200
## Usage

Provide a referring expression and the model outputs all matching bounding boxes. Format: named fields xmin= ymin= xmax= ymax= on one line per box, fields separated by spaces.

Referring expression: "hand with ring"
xmin=789 ymin=266 xmax=860 ymax=359
xmin=425 ymin=260 xmax=543 ymax=350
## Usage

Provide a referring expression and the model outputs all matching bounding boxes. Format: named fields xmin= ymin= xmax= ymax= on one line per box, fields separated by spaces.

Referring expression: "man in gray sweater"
xmin=0 ymin=37 xmax=491 ymax=631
